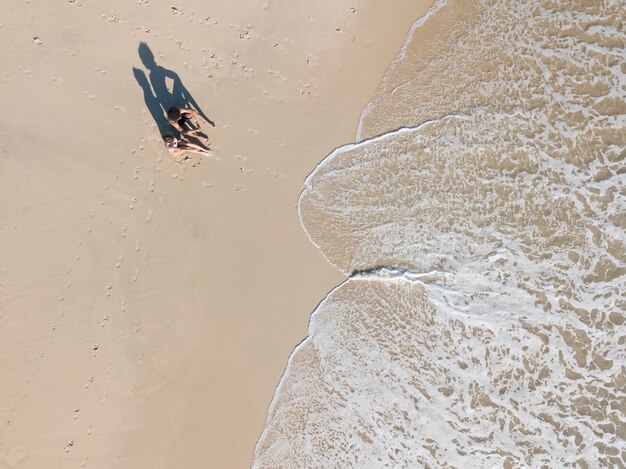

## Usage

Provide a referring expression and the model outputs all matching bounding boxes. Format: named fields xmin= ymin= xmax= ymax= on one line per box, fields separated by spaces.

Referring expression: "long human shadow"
xmin=134 ymin=42 xmax=213 ymax=135
xmin=133 ymin=67 xmax=171 ymax=134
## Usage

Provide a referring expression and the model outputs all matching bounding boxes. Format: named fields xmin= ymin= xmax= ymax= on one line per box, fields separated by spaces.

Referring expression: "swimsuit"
xmin=178 ymin=115 xmax=193 ymax=130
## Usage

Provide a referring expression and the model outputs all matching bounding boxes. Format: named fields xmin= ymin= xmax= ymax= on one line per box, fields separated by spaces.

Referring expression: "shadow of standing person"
xmin=133 ymin=67 xmax=171 ymax=134
xmin=137 ymin=42 xmax=212 ymax=125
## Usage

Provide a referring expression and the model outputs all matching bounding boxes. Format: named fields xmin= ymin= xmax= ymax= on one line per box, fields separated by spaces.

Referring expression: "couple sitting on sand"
xmin=163 ymin=106 xmax=215 ymax=161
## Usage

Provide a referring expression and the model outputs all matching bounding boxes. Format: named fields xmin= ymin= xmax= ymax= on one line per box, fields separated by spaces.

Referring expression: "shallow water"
xmin=254 ymin=0 xmax=625 ymax=467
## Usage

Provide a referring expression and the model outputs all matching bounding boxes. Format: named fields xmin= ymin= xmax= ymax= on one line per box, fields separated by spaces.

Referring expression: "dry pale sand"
xmin=0 ymin=0 xmax=433 ymax=468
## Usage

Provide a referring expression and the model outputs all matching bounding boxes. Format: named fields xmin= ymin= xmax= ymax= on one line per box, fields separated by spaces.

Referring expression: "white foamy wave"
xmin=254 ymin=0 xmax=625 ymax=467
xmin=255 ymin=276 xmax=623 ymax=468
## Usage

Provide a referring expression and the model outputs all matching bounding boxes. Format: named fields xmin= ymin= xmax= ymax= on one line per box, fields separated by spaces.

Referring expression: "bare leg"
xmin=185 ymin=146 xmax=213 ymax=157
xmin=185 ymin=127 xmax=206 ymax=139
xmin=179 ymin=139 xmax=211 ymax=153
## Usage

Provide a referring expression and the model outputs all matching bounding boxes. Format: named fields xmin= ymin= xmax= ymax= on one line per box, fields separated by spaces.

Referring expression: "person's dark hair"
xmin=167 ymin=107 xmax=181 ymax=121
xmin=162 ymin=133 xmax=175 ymax=143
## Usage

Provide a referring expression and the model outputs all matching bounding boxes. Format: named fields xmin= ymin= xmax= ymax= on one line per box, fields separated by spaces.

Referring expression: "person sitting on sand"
xmin=167 ymin=106 xmax=215 ymax=138
xmin=163 ymin=133 xmax=213 ymax=161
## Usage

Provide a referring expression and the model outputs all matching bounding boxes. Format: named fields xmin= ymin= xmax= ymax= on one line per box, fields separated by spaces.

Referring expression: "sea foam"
xmin=254 ymin=0 xmax=625 ymax=467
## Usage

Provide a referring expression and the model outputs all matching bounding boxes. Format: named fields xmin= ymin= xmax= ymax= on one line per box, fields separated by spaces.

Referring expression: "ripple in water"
xmin=254 ymin=0 xmax=625 ymax=467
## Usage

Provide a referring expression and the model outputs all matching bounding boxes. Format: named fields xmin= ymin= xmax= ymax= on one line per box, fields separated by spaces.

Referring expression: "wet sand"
xmin=0 ymin=0 xmax=434 ymax=467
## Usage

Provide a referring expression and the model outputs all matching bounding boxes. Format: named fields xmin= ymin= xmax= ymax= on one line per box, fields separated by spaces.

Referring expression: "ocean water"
xmin=254 ymin=0 xmax=625 ymax=467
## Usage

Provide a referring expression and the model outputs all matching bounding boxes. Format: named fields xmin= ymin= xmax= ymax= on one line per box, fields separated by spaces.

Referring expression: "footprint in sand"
xmin=145 ymin=209 xmax=153 ymax=222
xmin=298 ymin=81 xmax=315 ymax=97
xmin=103 ymin=14 xmax=122 ymax=24
xmin=265 ymin=168 xmax=285 ymax=179
xmin=84 ymin=376 xmax=93 ymax=389
xmin=132 ymin=269 xmax=140 ymax=281
xmin=135 ymin=239 xmax=142 ymax=252
xmin=115 ymin=256 xmax=124 ymax=268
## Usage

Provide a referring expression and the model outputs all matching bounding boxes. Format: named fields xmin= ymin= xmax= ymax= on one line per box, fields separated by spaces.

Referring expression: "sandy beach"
xmin=0 ymin=1 xmax=434 ymax=468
